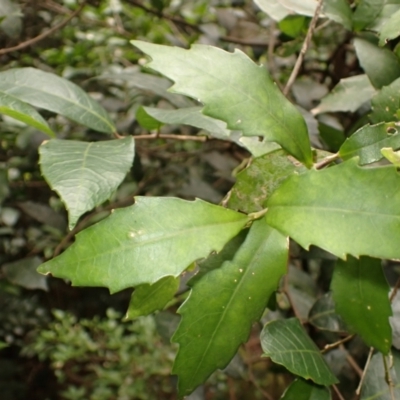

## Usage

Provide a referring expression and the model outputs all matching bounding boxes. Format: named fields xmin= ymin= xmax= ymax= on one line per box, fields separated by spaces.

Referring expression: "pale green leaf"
xmin=172 ymin=220 xmax=288 ymax=397
xmin=266 ymin=157 xmax=400 ymax=260
xmin=369 ymin=77 xmax=400 ymax=123
xmin=354 ymin=38 xmax=400 ymax=88
xmin=381 ymin=147 xmax=400 ymax=165
xmin=0 ymin=92 xmax=54 ymax=136
xmin=339 ymin=122 xmax=400 ymax=165
xmin=38 ymin=197 xmax=249 ymax=293
xmin=261 ymin=318 xmax=338 ymax=385
xmin=360 ymin=350 xmax=400 ymax=399
xmin=323 ymin=0 xmax=352 ymax=30
xmin=367 ymin=4 xmax=400 ymax=32
xmin=126 ymin=276 xmax=179 ymax=320
xmin=331 ymin=256 xmax=392 ymax=354
xmin=379 ymin=8 xmax=400 ymax=45
xmin=39 ymin=137 xmax=135 ymax=229
xmin=132 ymin=41 xmax=313 ymax=167
xmin=312 ymin=75 xmax=376 ymax=114
xmin=353 ymin=0 xmax=384 ymax=31
xmin=279 ymin=0 xmax=317 ymax=16
xmin=280 ymin=378 xmax=331 ymax=400
xmin=254 ymin=0 xmax=290 ymax=21
xmin=0 ymin=68 xmax=115 ymax=133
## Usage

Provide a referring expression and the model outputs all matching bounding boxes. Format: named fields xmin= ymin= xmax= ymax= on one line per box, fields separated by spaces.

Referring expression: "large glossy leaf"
xmin=172 ymin=220 xmax=288 ymax=397
xmin=353 ymin=0 xmax=384 ymax=31
xmin=280 ymin=378 xmax=331 ymax=400
xmin=0 ymin=68 xmax=115 ymax=133
xmin=369 ymin=77 xmax=400 ymax=124
xmin=261 ymin=318 xmax=338 ymax=385
xmin=331 ymin=256 xmax=392 ymax=354
xmin=312 ymin=75 xmax=376 ymax=114
xmin=339 ymin=122 xmax=400 ymax=165
xmin=360 ymin=350 xmax=400 ymax=399
xmin=0 ymin=92 xmax=54 ymax=137
xmin=132 ymin=41 xmax=313 ymax=167
xmin=379 ymin=8 xmax=400 ymax=46
xmin=266 ymin=157 xmax=400 ymax=260
xmin=39 ymin=137 xmax=135 ymax=229
xmin=354 ymin=38 xmax=400 ymax=89
xmin=38 ymin=197 xmax=249 ymax=293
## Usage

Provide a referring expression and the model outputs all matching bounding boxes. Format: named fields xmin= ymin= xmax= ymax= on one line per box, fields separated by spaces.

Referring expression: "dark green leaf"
xmin=39 ymin=137 xmax=135 ymax=229
xmin=331 ymin=256 xmax=392 ymax=354
xmin=324 ymin=0 xmax=352 ymax=30
xmin=136 ymin=106 xmax=162 ymax=130
xmin=38 ymin=197 xmax=249 ymax=293
xmin=339 ymin=122 xmax=400 ymax=165
xmin=278 ymin=15 xmax=306 ymax=38
xmin=266 ymin=158 xmax=400 ymax=260
xmin=261 ymin=318 xmax=338 ymax=385
xmin=369 ymin=77 xmax=400 ymax=124
xmin=353 ymin=0 xmax=384 ymax=31
xmin=379 ymin=8 xmax=400 ymax=46
xmin=132 ymin=41 xmax=313 ymax=167
xmin=172 ymin=220 xmax=288 ymax=397
xmin=280 ymin=378 xmax=331 ymax=400
xmin=318 ymin=122 xmax=346 ymax=152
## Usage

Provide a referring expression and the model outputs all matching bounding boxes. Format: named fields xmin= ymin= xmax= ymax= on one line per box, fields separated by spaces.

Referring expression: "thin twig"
xmin=390 ymin=276 xmax=400 ymax=302
xmin=383 ymin=354 xmax=396 ymax=400
xmin=341 ymin=344 xmax=363 ymax=378
xmin=314 ymin=153 xmax=339 ymax=170
xmin=283 ymin=274 xmax=303 ymax=321
xmin=356 ymin=347 xmax=374 ymax=396
xmin=283 ymin=0 xmax=324 ymax=96
xmin=0 ymin=2 xmax=86 ymax=55
xmin=133 ymin=133 xmax=208 ymax=142
xmin=332 ymin=384 xmax=346 ymax=400
xmin=321 ymin=334 xmax=355 ymax=354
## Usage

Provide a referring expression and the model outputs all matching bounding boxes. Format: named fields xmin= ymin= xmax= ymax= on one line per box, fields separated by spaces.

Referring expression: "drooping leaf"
xmin=369 ymin=77 xmax=400 ymax=124
xmin=38 ymin=197 xmax=249 ymax=293
xmin=354 ymin=38 xmax=400 ymax=88
xmin=132 ymin=41 xmax=313 ymax=167
xmin=254 ymin=0 xmax=290 ymax=21
xmin=331 ymin=256 xmax=392 ymax=354
xmin=227 ymin=150 xmax=302 ymax=213
xmin=360 ymin=350 xmax=400 ymax=399
xmin=0 ymin=68 xmax=115 ymax=133
xmin=266 ymin=157 xmax=400 ymax=260
xmin=172 ymin=220 xmax=288 ymax=397
xmin=39 ymin=137 xmax=135 ymax=229
xmin=126 ymin=276 xmax=179 ymax=320
xmin=0 ymin=92 xmax=54 ymax=137
xmin=312 ymin=75 xmax=376 ymax=114
xmin=280 ymin=378 xmax=331 ymax=400
xmin=353 ymin=0 xmax=384 ymax=31
xmin=339 ymin=122 xmax=400 ymax=165
xmin=379 ymin=8 xmax=400 ymax=45
xmin=261 ymin=318 xmax=338 ymax=385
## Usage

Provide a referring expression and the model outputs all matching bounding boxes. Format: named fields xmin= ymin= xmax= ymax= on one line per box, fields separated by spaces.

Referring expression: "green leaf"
xmin=266 ymin=157 xmax=400 ymax=260
xmin=132 ymin=41 xmax=313 ymax=167
xmin=280 ymin=378 xmax=331 ymax=400
xmin=381 ymin=147 xmax=400 ymax=166
xmin=360 ymin=350 xmax=400 ymax=399
xmin=39 ymin=137 xmax=135 ymax=230
xmin=126 ymin=276 xmax=179 ymax=320
xmin=354 ymin=38 xmax=400 ymax=89
xmin=254 ymin=0 xmax=290 ymax=21
xmin=0 ymin=68 xmax=115 ymax=133
xmin=312 ymin=75 xmax=376 ymax=114
xmin=379 ymin=8 xmax=400 ymax=45
xmin=136 ymin=106 xmax=162 ymax=130
xmin=353 ymin=0 xmax=384 ymax=31
xmin=279 ymin=15 xmax=306 ymax=38
xmin=227 ymin=149 xmax=302 ymax=213
xmin=172 ymin=220 xmax=288 ymax=397
xmin=331 ymin=256 xmax=392 ymax=354
xmin=38 ymin=197 xmax=249 ymax=293
xmin=0 ymin=342 xmax=8 ymax=350
xmin=323 ymin=0 xmax=352 ymax=30
xmin=261 ymin=318 xmax=338 ymax=385
xmin=339 ymin=122 xmax=400 ymax=165
xmin=369 ymin=77 xmax=400 ymax=124
xmin=0 ymin=92 xmax=54 ymax=137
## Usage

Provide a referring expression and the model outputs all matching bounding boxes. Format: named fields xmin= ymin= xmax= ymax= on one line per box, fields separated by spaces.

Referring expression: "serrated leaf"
xmin=280 ymin=378 xmax=331 ymax=400
xmin=0 ymin=68 xmax=115 ymax=133
xmin=39 ymin=137 xmax=135 ymax=229
xmin=353 ymin=0 xmax=384 ymax=31
xmin=354 ymin=38 xmax=400 ymax=89
xmin=126 ymin=276 xmax=179 ymax=320
xmin=227 ymin=150 xmax=302 ymax=213
xmin=266 ymin=157 xmax=400 ymax=260
xmin=369 ymin=77 xmax=400 ymax=124
xmin=379 ymin=8 xmax=400 ymax=45
xmin=331 ymin=256 xmax=392 ymax=354
xmin=360 ymin=350 xmax=400 ymax=399
xmin=261 ymin=318 xmax=338 ymax=385
xmin=312 ymin=75 xmax=376 ymax=114
xmin=172 ymin=220 xmax=288 ymax=397
xmin=38 ymin=197 xmax=249 ymax=293
xmin=339 ymin=122 xmax=400 ymax=165
xmin=132 ymin=41 xmax=313 ymax=167
xmin=0 ymin=92 xmax=54 ymax=136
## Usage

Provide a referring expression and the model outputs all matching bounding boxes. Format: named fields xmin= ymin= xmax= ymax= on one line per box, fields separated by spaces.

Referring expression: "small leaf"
xmin=39 ymin=137 xmax=135 ymax=229
xmin=369 ymin=77 xmax=400 ymax=124
xmin=266 ymin=158 xmax=400 ymax=260
xmin=339 ymin=122 xmax=400 ymax=165
xmin=379 ymin=8 xmax=400 ymax=46
xmin=38 ymin=197 xmax=249 ymax=293
xmin=126 ymin=276 xmax=179 ymax=320
xmin=353 ymin=0 xmax=384 ymax=31
xmin=0 ymin=68 xmax=115 ymax=133
xmin=312 ymin=75 xmax=376 ymax=114
xmin=0 ymin=92 xmax=54 ymax=136
xmin=172 ymin=220 xmax=288 ymax=397
xmin=132 ymin=41 xmax=313 ymax=167
xmin=381 ymin=147 xmax=400 ymax=166
xmin=280 ymin=378 xmax=331 ymax=400
xmin=261 ymin=318 xmax=338 ymax=385
xmin=136 ymin=106 xmax=162 ymax=130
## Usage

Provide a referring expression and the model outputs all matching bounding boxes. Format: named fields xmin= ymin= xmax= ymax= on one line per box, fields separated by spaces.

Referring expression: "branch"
xmin=133 ymin=133 xmax=208 ymax=142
